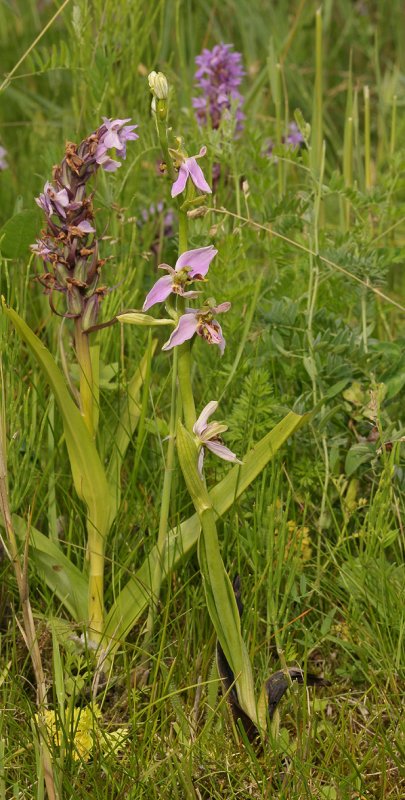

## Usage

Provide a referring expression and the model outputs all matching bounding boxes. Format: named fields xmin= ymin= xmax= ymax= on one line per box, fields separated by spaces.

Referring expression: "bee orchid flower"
xmin=143 ymin=245 xmax=217 ymax=311
xmin=171 ymin=146 xmax=212 ymax=198
xmin=193 ymin=401 xmax=242 ymax=476
xmin=162 ymin=300 xmax=230 ymax=354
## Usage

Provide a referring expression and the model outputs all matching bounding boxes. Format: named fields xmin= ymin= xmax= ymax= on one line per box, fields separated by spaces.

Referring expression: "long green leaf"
xmin=177 ymin=421 xmax=259 ymax=727
xmin=2 ymin=301 xmax=112 ymax=540
xmin=11 ymin=514 xmax=87 ymax=622
xmin=104 ymin=410 xmax=307 ymax=645
xmin=107 ymin=338 xmax=157 ymax=522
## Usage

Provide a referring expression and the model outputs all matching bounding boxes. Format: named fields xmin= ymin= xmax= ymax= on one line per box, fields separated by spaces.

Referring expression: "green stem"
xmin=144 ymin=347 xmax=178 ymax=639
xmin=157 ymin=115 xmax=176 ymax=183
xmin=364 ymin=85 xmax=371 ymax=190
xmin=74 ymin=318 xmax=94 ymax=438
xmin=311 ymin=7 xmax=323 ymax=177
xmin=176 ymin=209 xmax=196 ymax=432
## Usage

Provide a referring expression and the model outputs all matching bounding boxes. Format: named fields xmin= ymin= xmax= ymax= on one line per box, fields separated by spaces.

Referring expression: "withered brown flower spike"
xmin=216 ymin=575 xmax=331 ymax=747
xmin=31 ymin=118 xmax=138 ymax=329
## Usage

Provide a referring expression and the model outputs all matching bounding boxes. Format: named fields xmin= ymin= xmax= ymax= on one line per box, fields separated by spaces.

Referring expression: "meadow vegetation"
xmin=0 ymin=1 xmax=404 ymax=797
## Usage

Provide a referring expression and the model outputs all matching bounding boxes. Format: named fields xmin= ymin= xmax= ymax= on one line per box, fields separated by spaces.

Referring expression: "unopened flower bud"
xmin=187 ymin=206 xmax=208 ymax=219
xmin=55 ymin=262 xmax=69 ymax=287
xmin=66 ymin=285 xmax=83 ymax=316
xmin=73 ymin=258 xmax=89 ymax=285
xmin=148 ymin=71 xmax=169 ymax=100
xmin=81 ymin=294 xmax=100 ymax=331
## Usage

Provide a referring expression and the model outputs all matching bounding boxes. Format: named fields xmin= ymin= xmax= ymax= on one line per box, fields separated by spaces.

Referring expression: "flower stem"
xmin=156 ymin=116 xmax=176 ymax=183
xmin=144 ymin=347 xmax=178 ymax=640
xmin=74 ymin=318 xmax=94 ymax=438
xmin=176 ymin=209 xmax=196 ymax=431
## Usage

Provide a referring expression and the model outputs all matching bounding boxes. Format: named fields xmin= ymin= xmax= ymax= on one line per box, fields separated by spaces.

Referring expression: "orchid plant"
xmin=2 ymin=70 xmax=310 ymax=745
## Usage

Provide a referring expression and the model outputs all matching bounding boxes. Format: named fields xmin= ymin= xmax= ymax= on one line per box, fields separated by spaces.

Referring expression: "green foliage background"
xmin=0 ymin=1 xmax=404 ymax=797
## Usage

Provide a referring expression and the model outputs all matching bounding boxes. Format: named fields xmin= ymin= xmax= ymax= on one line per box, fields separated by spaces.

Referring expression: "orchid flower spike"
xmin=162 ymin=301 xmax=230 ymax=354
xmin=193 ymin=401 xmax=242 ymax=476
xmin=171 ymin=146 xmax=212 ymax=198
xmin=143 ymin=245 xmax=217 ymax=311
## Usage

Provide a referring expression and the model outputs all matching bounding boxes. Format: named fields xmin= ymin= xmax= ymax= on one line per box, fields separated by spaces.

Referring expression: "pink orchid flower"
xmin=171 ymin=146 xmax=212 ymax=198
xmin=36 ymin=181 xmax=70 ymax=218
xmin=162 ymin=301 xmax=230 ymax=354
xmin=193 ymin=401 xmax=242 ymax=476
xmin=143 ymin=245 xmax=217 ymax=311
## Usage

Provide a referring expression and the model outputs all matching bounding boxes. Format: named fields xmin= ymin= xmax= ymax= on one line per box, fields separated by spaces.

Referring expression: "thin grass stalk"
xmin=364 ymin=86 xmax=371 ymax=191
xmin=342 ymin=53 xmax=353 ymax=230
xmin=0 ymin=363 xmax=59 ymax=800
xmin=390 ymin=94 xmax=397 ymax=157
xmin=47 ymin=397 xmax=58 ymax=543
xmin=0 ymin=739 xmax=5 ymax=800
xmin=311 ymin=7 xmax=323 ymax=178
xmin=343 ymin=116 xmax=353 ymax=230
xmin=268 ymin=41 xmax=284 ymax=199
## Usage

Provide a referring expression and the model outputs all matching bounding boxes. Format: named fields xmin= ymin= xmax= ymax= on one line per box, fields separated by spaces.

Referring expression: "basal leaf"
xmin=2 ymin=302 xmax=112 ymax=541
xmin=104 ymin=410 xmax=306 ymax=646
xmin=11 ymin=514 xmax=87 ymax=622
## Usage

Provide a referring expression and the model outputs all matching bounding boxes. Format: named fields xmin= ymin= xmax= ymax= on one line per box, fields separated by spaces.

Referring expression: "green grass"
xmin=1 ymin=0 xmax=404 ymax=797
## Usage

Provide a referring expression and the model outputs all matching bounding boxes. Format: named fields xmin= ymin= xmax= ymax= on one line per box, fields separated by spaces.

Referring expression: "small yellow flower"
xmin=35 ymin=704 xmax=127 ymax=764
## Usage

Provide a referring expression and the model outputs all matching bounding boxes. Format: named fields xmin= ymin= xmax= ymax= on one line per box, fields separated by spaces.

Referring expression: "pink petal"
xmin=143 ymin=274 xmax=173 ymax=311
xmin=103 ymin=130 xmax=123 ymax=149
xmin=213 ymin=321 xmax=226 ymax=355
xmin=186 ymin=157 xmax=212 ymax=194
xmin=193 ymin=401 xmax=218 ymax=437
xmin=212 ymin=301 xmax=231 ymax=314
xmin=175 ymin=246 xmax=217 ymax=278
xmin=55 ymin=189 xmax=69 ymax=207
xmin=162 ymin=312 xmax=199 ymax=351
xmin=200 ymin=320 xmax=226 ymax=354
xmin=76 ymin=220 xmax=95 ymax=234
xmin=97 ymin=153 xmax=121 ymax=172
xmin=158 ymin=263 xmax=176 ymax=275
xmin=171 ymin=164 xmax=189 ymax=197
xmin=205 ymin=440 xmax=242 ymax=464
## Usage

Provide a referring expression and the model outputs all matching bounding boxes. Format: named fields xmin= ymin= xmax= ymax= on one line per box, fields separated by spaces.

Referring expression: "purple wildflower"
xmin=285 ymin=122 xmax=304 ymax=148
xmin=143 ymin=246 xmax=217 ymax=311
xmin=171 ymin=146 xmax=212 ymax=198
xmin=193 ymin=401 xmax=242 ymax=476
xmin=265 ymin=122 xmax=305 ymax=159
xmin=193 ymin=43 xmax=245 ymax=132
xmin=95 ymin=117 xmax=138 ymax=167
xmin=162 ymin=301 xmax=230 ymax=354
xmin=0 ymin=146 xmax=8 ymax=170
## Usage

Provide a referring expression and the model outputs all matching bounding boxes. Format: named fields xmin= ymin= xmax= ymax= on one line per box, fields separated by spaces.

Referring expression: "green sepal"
xmin=117 ymin=312 xmax=173 ymax=327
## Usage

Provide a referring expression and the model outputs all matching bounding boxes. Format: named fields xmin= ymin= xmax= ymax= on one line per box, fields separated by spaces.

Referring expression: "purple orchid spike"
xmin=31 ymin=116 xmax=138 ymax=326
xmin=143 ymin=245 xmax=218 ymax=311
xmin=193 ymin=400 xmax=242 ymax=475
xmin=171 ymin=146 xmax=212 ymax=198
xmin=162 ymin=301 xmax=230 ymax=354
xmin=193 ymin=43 xmax=245 ymax=133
